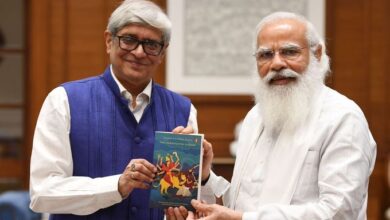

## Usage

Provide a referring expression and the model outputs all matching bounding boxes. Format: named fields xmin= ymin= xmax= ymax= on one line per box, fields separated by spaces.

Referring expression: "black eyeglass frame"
xmin=115 ymin=35 xmax=165 ymax=56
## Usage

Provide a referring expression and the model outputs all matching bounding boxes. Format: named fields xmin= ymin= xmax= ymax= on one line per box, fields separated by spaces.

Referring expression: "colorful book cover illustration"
xmin=149 ymin=131 xmax=203 ymax=210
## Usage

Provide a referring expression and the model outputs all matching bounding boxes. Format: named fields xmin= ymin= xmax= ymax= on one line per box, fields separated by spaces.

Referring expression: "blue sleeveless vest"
xmin=50 ymin=67 xmax=191 ymax=220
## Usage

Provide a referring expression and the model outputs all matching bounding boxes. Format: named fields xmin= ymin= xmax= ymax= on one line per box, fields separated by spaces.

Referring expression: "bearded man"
xmin=166 ymin=12 xmax=377 ymax=220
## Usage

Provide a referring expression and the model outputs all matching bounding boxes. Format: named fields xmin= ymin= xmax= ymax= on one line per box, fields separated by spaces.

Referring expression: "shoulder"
xmin=319 ymin=87 xmax=376 ymax=169
xmin=153 ymin=83 xmax=190 ymax=103
xmin=320 ymin=87 xmax=367 ymax=124
xmin=44 ymin=87 xmax=68 ymax=109
xmin=320 ymin=87 xmax=375 ymax=148
xmin=240 ymin=104 xmax=262 ymax=133
xmin=243 ymin=104 xmax=262 ymax=124
xmin=61 ymin=75 xmax=102 ymax=89
xmin=60 ymin=75 xmax=105 ymax=100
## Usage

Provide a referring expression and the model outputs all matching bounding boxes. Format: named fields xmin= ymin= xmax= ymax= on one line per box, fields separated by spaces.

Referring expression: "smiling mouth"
xmin=124 ymin=59 xmax=149 ymax=69
xmin=128 ymin=59 xmax=147 ymax=65
xmin=269 ymin=76 xmax=297 ymax=85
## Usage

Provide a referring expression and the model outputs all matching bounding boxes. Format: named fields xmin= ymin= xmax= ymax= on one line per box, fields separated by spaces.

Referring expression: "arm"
xmin=29 ymin=87 xmax=122 ymax=215
xmin=173 ymin=151 xmax=180 ymax=166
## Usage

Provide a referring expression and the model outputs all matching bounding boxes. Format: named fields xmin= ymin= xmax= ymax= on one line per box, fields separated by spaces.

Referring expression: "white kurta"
xmin=204 ymin=86 xmax=376 ymax=220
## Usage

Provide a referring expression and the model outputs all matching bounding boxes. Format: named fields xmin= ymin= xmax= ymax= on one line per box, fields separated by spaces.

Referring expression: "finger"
xmin=124 ymin=172 xmax=151 ymax=188
xmin=202 ymin=140 xmax=213 ymax=156
xmin=179 ymin=206 xmax=189 ymax=217
xmin=172 ymin=126 xmax=185 ymax=133
xmin=128 ymin=159 xmax=157 ymax=177
xmin=201 ymin=140 xmax=213 ymax=180
xmin=173 ymin=207 xmax=185 ymax=220
xmin=191 ymin=200 xmax=210 ymax=213
xmin=180 ymin=126 xmax=194 ymax=134
xmin=136 ymin=159 xmax=158 ymax=173
xmin=129 ymin=170 xmax=154 ymax=183
xmin=166 ymin=207 xmax=176 ymax=219
xmin=187 ymin=211 xmax=195 ymax=220
xmin=165 ymin=209 xmax=172 ymax=220
xmin=139 ymin=159 xmax=158 ymax=172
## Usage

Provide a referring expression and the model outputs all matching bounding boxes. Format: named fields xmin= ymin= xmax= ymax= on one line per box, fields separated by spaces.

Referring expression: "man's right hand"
xmin=118 ymin=158 xmax=157 ymax=198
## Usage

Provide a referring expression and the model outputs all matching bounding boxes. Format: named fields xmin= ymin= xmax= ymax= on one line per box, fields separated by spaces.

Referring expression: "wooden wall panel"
xmin=327 ymin=0 xmax=390 ymax=219
xmin=25 ymin=0 xmax=51 ymax=188
xmin=152 ymin=0 xmax=167 ymax=86
xmin=189 ymin=95 xmax=253 ymax=157
xmin=48 ymin=0 xmax=67 ymax=86
xmin=67 ymin=0 xmax=107 ymax=80
xmin=189 ymin=95 xmax=254 ymax=180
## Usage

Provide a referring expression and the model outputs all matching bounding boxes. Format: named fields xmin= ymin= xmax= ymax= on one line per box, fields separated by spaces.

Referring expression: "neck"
xmin=119 ymin=78 xmax=150 ymax=97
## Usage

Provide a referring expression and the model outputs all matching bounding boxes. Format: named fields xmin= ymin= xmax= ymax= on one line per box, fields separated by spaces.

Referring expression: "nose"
xmin=131 ymin=43 xmax=147 ymax=57
xmin=269 ymin=52 xmax=287 ymax=71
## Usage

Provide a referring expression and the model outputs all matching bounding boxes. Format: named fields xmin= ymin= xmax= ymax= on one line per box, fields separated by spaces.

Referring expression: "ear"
xmin=160 ymin=43 xmax=169 ymax=57
xmin=314 ymin=44 xmax=322 ymax=61
xmin=157 ymin=43 xmax=169 ymax=64
xmin=104 ymin=30 xmax=113 ymax=54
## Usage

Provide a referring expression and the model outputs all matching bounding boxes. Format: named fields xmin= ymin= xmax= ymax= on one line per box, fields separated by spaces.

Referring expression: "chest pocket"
xmin=291 ymin=148 xmax=320 ymax=204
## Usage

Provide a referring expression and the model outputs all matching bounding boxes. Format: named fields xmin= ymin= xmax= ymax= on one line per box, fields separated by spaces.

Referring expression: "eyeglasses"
xmin=116 ymin=35 xmax=164 ymax=56
xmin=254 ymin=46 xmax=306 ymax=65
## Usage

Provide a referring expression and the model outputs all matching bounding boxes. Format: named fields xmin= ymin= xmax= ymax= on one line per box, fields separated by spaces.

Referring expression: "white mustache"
xmin=263 ymin=69 xmax=301 ymax=84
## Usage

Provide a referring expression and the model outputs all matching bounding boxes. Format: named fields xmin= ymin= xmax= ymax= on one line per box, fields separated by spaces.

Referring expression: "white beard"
xmin=254 ymin=55 xmax=325 ymax=135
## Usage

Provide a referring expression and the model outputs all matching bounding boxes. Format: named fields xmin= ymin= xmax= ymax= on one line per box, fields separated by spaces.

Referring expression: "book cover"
xmin=149 ymin=131 xmax=203 ymax=210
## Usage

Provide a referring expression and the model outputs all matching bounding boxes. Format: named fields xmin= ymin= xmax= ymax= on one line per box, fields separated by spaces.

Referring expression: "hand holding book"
xmin=149 ymin=131 xmax=204 ymax=210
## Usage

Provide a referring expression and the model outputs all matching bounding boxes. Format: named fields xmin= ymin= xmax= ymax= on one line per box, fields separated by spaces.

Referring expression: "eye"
xmin=121 ymin=36 xmax=138 ymax=45
xmin=257 ymin=50 xmax=274 ymax=60
xmin=281 ymin=48 xmax=300 ymax=57
xmin=144 ymin=40 xmax=161 ymax=51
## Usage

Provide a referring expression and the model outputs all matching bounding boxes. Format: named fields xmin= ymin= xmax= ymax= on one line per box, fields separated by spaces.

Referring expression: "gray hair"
xmin=254 ymin=11 xmax=330 ymax=75
xmin=107 ymin=0 xmax=172 ymax=43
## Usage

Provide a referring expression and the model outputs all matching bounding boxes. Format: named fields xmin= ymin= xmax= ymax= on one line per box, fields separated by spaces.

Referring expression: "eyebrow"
xmin=280 ymin=43 xmax=302 ymax=49
xmin=118 ymin=34 xmax=162 ymax=43
xmin=256 ymin=47 xmax=272 ymax=53
xmin=256 ymin=43 xmax=302 ymax=52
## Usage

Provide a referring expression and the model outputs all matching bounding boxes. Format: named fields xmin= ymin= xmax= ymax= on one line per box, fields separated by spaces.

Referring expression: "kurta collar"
xmin=109 ymin=65 xmax=152 ymax=103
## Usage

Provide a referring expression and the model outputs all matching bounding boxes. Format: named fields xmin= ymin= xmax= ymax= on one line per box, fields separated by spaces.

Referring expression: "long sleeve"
xmin=200 ymin=171 xmax=230 ymax=204
xmin=188 ymin=104 xmax=198 ymax=133
xmin=29 ymin=87 xmax=123 ymax=215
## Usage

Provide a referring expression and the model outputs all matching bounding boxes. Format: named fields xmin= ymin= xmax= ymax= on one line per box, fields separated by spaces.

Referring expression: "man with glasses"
xmin=168 ymin=12 xmax=376 ymax=220
xmin=29 ymin=1 xmax=203 ymax=219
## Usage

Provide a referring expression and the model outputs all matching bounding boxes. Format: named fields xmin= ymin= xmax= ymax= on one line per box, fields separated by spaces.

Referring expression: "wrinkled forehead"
xmin=257 ymin=19 xmax=307 ymax=49
xmin=117 ymin=23 xmax=164 ymax=41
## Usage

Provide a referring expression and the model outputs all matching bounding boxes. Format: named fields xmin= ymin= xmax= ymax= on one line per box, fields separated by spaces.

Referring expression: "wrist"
xmin=118 ymin=176 xmax=130 ymax=199
xmin=201 ymin=173 xmax=211 ymax=186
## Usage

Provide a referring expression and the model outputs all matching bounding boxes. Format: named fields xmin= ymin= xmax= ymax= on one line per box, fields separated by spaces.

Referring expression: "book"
xmin=149 ymin=131 xmax=204 ymax=210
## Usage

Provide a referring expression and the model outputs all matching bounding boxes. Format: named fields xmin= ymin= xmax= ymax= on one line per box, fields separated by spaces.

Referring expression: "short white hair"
xmin=107 ymin=0 xmax=171 ymax=43
xmin=254 ymin=11 xmax=330 ymax=75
